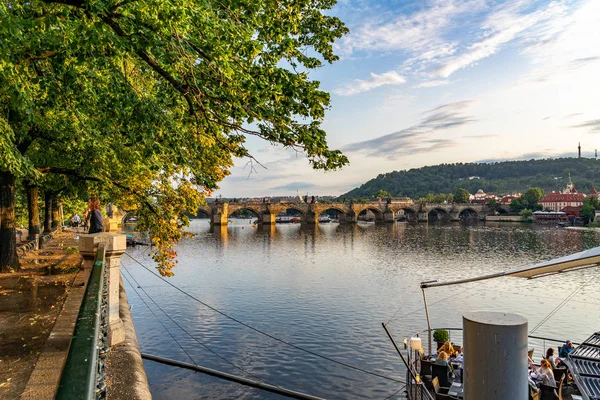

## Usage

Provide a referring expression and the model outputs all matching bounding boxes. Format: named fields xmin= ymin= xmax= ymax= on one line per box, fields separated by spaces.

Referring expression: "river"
xmin=122 ymin=220 xmax=600 ymax=399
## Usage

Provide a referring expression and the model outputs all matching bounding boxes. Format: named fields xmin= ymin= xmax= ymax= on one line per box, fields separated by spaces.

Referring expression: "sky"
xmin=214 ymin=0 xmax=600 ymax=198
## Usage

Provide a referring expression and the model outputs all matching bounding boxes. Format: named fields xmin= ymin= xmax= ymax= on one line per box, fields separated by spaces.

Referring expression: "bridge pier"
xmin=211 ymin=212 xmax=228 ymax=225
xmin=339 ymin=212 xmax=356 ymax=223
xmin=301 ymin=212 xmax=318 ymax=225
xmin=418 ymin=211 xmax=428 ymax=222
xmin=383 ymin=210 xmax=395 ymax=223
xmin=258 ymin=213 xmax=276 ymax=225
xmin=449 ymin=211 xmax=460 ymax=222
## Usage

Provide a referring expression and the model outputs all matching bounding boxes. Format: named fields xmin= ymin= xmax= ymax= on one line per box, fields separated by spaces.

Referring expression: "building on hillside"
xmin=498 ymin=194 xmax=521 ymax=205
xmin=470 ymin=189 xmax=498 ymax=204
xmin=588 ymin=187 xmax=598 ymax=198
xmin=539 ymin=176 xmax=586 ymax=212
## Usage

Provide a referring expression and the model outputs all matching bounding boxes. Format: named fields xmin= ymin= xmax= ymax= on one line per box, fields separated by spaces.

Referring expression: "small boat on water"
xmin=318 ymin=216 xmax=333 ymax=223
xmin=391 ymin=246 xmax=600 ymax=400
xmin=275 ymin=216 xmax=301 ymax=223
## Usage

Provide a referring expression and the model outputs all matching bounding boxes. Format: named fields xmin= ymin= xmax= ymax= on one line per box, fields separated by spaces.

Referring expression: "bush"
xmin=433 ymin=329 xmax=449 ymax=343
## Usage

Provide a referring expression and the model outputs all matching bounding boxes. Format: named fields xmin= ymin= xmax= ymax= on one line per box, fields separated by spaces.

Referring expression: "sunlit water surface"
xmin=123 ymin=220 xmax=600 ymax=399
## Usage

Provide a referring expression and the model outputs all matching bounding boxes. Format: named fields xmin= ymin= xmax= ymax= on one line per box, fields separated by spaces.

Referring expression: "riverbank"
xmin=0 ymin=230 xmax=82 ymax=399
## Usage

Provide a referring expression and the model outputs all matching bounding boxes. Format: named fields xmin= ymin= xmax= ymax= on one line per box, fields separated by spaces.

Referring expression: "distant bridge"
xmin=200 ymin=199 xmax=507 ymax=225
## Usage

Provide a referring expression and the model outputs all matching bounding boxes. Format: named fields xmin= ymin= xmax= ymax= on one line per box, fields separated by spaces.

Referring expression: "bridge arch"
xmin=197 ymin=207 xmax=212 ymax=218
xmin=227 ymin=206 xmax=262 ymax=218
xmin=317 ymin=206 xmax=345 ymax=222
xmin=428 ymin=208 xmax=450 ymax=222
xmin=459 ymin=208 xmax=479 ymax=221
xmin=356 ymin=206 xmax=384 ymax=222
xmin=399 ymin=208 xmax=418 ymax=222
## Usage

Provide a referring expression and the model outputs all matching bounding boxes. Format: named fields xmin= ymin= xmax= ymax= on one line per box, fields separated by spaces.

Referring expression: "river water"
xmin=122 ymin=220 xmax=600 ymax=399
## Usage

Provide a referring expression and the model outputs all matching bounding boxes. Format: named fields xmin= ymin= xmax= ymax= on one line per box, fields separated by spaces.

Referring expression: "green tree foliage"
xmin=343 ymin=158 xmax=600 ymax=199
xmin=374 ymin=189 xmax=391 ymax=199
xmin=510 ymin=188 xmax=544 ymax=213
xmin=520 ymin=209 xmax=533 ymax=219
xmin=581 ymin=196 xmax=599 ymax=224
xmin=454 ymin=188 xmax=471 ymax=203
xmin=0 ymin=0 xmax=348 ymax=274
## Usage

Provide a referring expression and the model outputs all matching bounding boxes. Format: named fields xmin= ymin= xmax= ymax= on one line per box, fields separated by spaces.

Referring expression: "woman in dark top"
xmin=88 ymin=197 xmax=104 ymax=234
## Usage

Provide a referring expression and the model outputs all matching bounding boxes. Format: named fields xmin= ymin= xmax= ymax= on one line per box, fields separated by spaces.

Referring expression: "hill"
xmin=342 ymin=158 xmax=600 ymax=199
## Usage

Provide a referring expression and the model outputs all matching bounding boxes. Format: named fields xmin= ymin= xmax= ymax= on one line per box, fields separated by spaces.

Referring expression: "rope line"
xmin=383 ymin=384 xmax=406 ymax=400
xmin=529 ymin=278 xmax=590 ymax=335
xmin=123 ymin=252 xmax=405 ymax=384
xmin=386 ymin=281 xmax=487 ymax=325
xmin=121 ymin=265 xmax=279 ymax=386
xmin=121 ymin=270 xmax=198 ymax=366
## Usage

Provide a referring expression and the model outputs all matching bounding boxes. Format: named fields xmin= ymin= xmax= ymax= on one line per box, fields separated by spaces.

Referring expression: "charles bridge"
xmin=199 ymin=199 xmax=508 ymax=225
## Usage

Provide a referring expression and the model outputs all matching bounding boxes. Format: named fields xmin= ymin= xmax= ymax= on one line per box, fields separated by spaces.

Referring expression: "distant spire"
xmin=578 ymin=142 xmax=581 ymax=158
xmin=596 ymin=149 xmax=598 ymax=159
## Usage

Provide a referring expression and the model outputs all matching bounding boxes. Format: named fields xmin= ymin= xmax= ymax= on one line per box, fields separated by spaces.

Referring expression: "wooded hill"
xmin=343 ymin=158 xmax=600 ymax=199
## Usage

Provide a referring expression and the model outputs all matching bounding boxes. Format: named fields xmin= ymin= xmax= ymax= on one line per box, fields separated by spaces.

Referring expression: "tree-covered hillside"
xmin=343 ymin=158 xmax=600 ymax=199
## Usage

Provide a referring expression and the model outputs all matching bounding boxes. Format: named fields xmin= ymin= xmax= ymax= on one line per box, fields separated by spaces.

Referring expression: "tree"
xmin=581 ymin=196 xmax=598 ymax=224
xmin=522 ymin=187 xmax=544 ymax=211
xmin=0 ymin=0 xmax=349 ymax=273
xmin=454 ymin=188 xmax=471 ymax=203
xmin=510 ymin=197 xmax=526 ymax=213
xmin=520 ymin=209 xmax=533 ymax=219
xmin=374 ymin=190 xmax=391 ymax=199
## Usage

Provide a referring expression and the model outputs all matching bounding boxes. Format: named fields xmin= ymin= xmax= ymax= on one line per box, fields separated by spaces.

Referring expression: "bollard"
xmin=79 ymin=233 xmax=127 ymax=346
xmin=463 ymin=311 xmax=528 ymax=400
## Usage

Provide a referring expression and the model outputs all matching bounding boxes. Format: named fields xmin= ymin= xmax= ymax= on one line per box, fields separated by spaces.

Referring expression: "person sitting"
xmin=438 ymin=341 xmax=454 ymax=356
xmin=545 ymin=348 xmax=559 ymax=367
xmin=530 ymin=359 xmax=556 ymax=387
xmin=436 ymin=351 xmax=453 ymax=375
xmin=559 ymin=340 xmax=574 ymax=358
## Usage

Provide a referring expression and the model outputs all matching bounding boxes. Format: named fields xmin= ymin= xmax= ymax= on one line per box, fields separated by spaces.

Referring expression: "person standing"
xmin=88 ymin=197 xmax=104 ymax=234
xmin=72 ymin=214 xmax=81 ymax=229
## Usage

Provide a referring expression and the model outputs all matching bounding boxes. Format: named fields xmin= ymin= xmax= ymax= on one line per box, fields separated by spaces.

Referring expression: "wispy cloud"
xmin=344 ymin=100 xmax=476 ymax=159
xmin=436 ymin=1 xmax=570 ymax=77
xmin=571 ymin=119 xmax=600 ymax=133
xmin=334 ymin=71 xmax=406 ymax=96
xmin=414 ymin=80 xmax=451 ymax=88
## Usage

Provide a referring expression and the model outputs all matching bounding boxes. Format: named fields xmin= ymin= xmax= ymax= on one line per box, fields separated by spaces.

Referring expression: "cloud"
xmin=571 ymin=119 xmax=600 ymax=133
xmin=414 ymin=80 xmax=451 ymax=88
xmin=335 ymin=0 xmax=484 ymax=61
xmin=334 ymin=71 xmax=406 ymax=96
xmin=344 ymin=100 xmax=476 ymax=159
xmin=436 ymin=1 xmax=569 ymax=77
xmin=271 ymin=181 xmax=316 ymax=191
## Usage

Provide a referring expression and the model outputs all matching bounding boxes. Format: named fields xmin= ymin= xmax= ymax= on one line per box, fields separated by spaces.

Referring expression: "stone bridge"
xmin=199 ymin=199 xmax=502 ymax=225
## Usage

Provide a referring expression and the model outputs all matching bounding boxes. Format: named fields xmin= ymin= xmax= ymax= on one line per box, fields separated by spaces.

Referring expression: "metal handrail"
xmin=56 ymin=244 xmax=107 ymax=400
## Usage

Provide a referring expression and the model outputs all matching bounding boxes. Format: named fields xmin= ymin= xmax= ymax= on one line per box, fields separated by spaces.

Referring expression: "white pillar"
xmin=79 ymin=233 xmax=127 ymax=346
xmin=463 ymin=311 xmax=528 ymax=400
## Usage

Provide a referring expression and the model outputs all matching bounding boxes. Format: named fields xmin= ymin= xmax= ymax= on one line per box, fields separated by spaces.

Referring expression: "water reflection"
xmin=124 ymin=220 xmax=600 ymax=400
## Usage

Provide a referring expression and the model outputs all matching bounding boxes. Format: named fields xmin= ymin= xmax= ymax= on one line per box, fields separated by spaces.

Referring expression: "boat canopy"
xmin=421 ymin=246 xmax=600 ymax=289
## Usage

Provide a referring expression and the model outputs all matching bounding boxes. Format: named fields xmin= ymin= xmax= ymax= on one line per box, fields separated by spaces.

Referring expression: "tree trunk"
xmin=0 ymin=170 xmax=19 ymax=272
xmin=44 ymin=192 xmax=53 ymax=233
xmin=51 ymin=201 xmax=60 ymax=230
xmin=26 ymin=183 xmax=41 ymax=240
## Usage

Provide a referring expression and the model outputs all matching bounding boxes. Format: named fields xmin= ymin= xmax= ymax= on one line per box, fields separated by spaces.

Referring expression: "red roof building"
xmin=561 ymin=205 xmax=582 ymax=217
xmin=499 ymin=195 xmax=519 ymax=205
xmin=539 ymin=192 xmax=586 ymax=212
xmin=589 ymin=187 xmax=598 ymax=197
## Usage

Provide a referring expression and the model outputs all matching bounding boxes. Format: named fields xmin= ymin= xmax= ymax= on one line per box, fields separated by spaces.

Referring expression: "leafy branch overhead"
xmin=0 ymin=0 xmax=349 ymax=274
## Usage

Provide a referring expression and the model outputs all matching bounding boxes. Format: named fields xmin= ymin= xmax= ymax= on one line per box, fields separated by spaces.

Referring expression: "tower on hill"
xmin=578 ymin=142 xmax=581 ymax=158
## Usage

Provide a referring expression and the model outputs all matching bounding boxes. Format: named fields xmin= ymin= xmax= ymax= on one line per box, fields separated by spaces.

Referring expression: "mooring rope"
xmin=121 ymin=265 xmax=279 ymax=386
xmin=122 ymin=252 xmax=405 ymax=384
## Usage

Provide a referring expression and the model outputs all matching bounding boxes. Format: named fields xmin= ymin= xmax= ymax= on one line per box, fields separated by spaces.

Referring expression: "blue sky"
xmin=215 ymin=0 xmax=600 ymax=198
